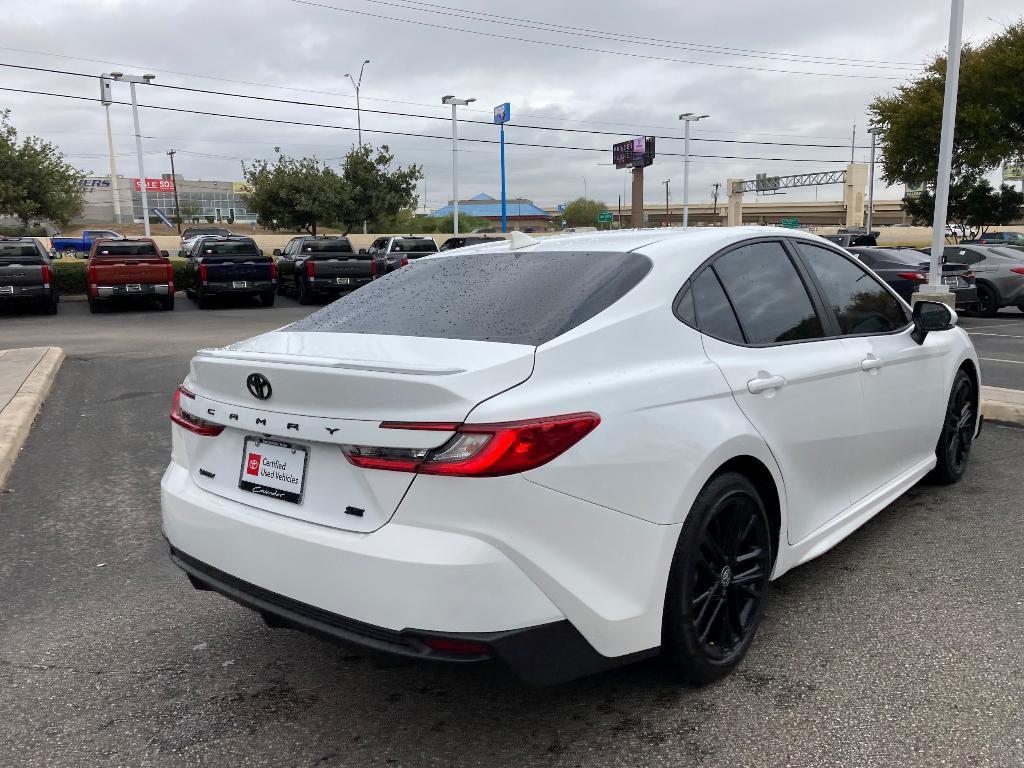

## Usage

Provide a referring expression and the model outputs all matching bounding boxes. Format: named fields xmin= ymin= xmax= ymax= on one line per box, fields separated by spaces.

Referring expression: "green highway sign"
xmin=780 ymin=217 xmax=799 ymax=229
xmin=598 ymin=211 xmax=614 ymax=222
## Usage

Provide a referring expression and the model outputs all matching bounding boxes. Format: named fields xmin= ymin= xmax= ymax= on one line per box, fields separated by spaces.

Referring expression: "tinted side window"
xmin=691 ymin=269 xmax=744 ymax=344
xmin=713 ymin=242 xmax=825 ymax=344
xmin=796 ymin=243 xmax=909 ymax=335
xmin=945 ymin=247 xmax=981 ymax=265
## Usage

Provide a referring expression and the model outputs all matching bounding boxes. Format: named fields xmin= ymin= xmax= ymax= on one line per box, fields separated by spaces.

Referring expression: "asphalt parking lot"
xmin=1 ymin=298 xmax=1023 ymax=767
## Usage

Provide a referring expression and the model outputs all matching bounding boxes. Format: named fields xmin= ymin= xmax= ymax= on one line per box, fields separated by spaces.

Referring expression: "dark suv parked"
xmin=274 ymin=236 xmax=371 ymax=304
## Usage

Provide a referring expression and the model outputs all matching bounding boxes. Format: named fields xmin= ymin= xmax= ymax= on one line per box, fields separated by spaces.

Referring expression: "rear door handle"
xmin=860 ymin=355 xmax=884 ymax=373
xmin=747 ymin=374 xmax=786 ymax=394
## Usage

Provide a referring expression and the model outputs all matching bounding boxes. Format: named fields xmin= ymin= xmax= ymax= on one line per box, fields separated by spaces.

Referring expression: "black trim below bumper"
xmin=169 ymin=546 xmax=656 ymax=685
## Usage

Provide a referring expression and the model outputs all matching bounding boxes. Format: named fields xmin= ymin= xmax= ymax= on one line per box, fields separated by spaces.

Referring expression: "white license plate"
xmin=335 ymin=277 xmax=351 ymax=285
xmin=232 ymin=281 xmax=248 ymax=288
xmin=126 ymin=283 xmax=142 ymax=292
xmin=944 ymin=276 xmax=958 ymax=286
xmin=238 ymin=437 xmax=308 ymax=505
xmin=0 ymin=285 xmax=13 ymax=294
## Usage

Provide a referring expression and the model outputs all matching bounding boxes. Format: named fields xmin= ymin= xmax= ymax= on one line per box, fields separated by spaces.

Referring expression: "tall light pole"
xmin=678 ymin=113 xmax=709 ymax=227
xmin=663 ymin=179 xmax=671 ymax=227
xmin=345 ymin=60 xmax=370 ymax=147
xmin=583 ymin=176 xmax=588 ymax=200
xmin=442 ymin=95 xmax=475 ymax=235
xmin=99 ymin=76 xmax=122 ymax=225
xmin=108 ymin=71 xmax=156 ymax=236
xmin=167 ymin=149 xmax=182 ymax=234
xmin=923 ymin=0 xmax=965 ymax=301
xmin=866 ymin=128 xmax=878 ymax=233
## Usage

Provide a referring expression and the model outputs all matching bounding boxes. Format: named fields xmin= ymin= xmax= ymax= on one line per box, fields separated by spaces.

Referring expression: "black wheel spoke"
xmin=731 ymin=565 xmax=763 ymax=585
xmin=691 ymin=585 xmax=715 ymax=608
xmin=735 ymin=546 xmax=764 ymax=564
xmin=697 ymin=596 xmax=725 ymax=641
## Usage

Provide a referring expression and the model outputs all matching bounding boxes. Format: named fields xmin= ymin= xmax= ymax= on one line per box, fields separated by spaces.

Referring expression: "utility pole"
xmin=711 ymin=182 xmax=720 ymax=217
xmin=345 ymin=60 xmax=370 ymax=147
xmin=99 ymin=76 xmax=122 ymax=225
xmin=922 ymin=0 xmax=965 ymax=301
xmin=679 ymin=113 xmax=709 ymax=227
xmin=663 ymin=180 xmax=671 ymax=227
xmin=618 ymin=194 xmax=622 ymax=229
xmin=851 ymin=124 xmax=856 ymax=165
xmin=442 ymin=95 xmax=476 ymax=235
xmin=167 ymin=149 xmax=182 ymax=234
xmin=866 ymin=128 xmax=877 ymax=233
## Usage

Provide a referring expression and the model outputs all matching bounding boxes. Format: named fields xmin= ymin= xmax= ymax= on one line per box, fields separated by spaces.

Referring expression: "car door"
xmin=791 ymin=241 xmax=947 ymax=499
xmin=693 ymin=239 xmax=868 ymax=544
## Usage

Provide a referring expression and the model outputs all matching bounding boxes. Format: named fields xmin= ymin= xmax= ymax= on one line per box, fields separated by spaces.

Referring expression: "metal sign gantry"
xmin=731 ymin=169 xmax=848 ymax=195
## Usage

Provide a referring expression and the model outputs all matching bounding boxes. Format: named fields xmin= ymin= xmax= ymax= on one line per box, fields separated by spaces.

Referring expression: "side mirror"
xmin=273 ymin=248 xmax=281 ymax=256
xmin=911 ymin=300 xmax=957 ymax=345
xmin=160 ymin=250 xmax=169 ymax=257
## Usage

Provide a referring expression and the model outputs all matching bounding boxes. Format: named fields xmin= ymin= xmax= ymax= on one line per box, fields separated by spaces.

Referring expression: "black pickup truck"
xmin=183 ymin=236 xmax=277 ymax=309
xmin=0 ymin=237 xmax=58 ymax=314
xmin=274 ymin=236 xmax=371 ymax=304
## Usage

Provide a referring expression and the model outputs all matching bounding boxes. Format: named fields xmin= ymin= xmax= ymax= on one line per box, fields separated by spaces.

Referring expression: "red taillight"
xmin=898 ymin=271 xmax=927 ymax=282
xmin=170 ymin=386 xmax=224 ymax=437
xmin=270 ymin=261 xmax=278 ymax=280
xmin=342 ymin=413 xmax=600 ymax=477
xmin=370 ymin=258 xmax=378 ymax=277
xmin=199 ymin=264 xmax=208 ymax=282
xmin=963 ymin=271 xmax=975 ymax=282
xmin=306 ymin=260 xmax=315 ymax=278
xmin=165 ymin=262 xmax=174 ymax=284
xmin=401 ymin=258 xmax=409 ymax=268
xmin=1011 ymin=267 xmax=1024 ymax=275
xmin=40 ymin=264 xmax=51 ymax=285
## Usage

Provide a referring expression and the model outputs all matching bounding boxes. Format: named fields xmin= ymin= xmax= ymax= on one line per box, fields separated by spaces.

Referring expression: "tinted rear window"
xmin=854 ymin=248 xmax=927 ymax=267
xmin=300 ymin=239 xmax=354 ymax=254
xmin=93 ymin=242 xmax=159 ymax=257
xmin=288 ymin=251 xmax=651 ymax=345
xmin=0 ymin=243 xmax=43 ymax=263
xmin=202 ymin=241 xmax=260 ymax=256
xmin=389 ymin=239 xmax=437 ymax=253
xmin=185 ymin=228 xmax=229 ymax=238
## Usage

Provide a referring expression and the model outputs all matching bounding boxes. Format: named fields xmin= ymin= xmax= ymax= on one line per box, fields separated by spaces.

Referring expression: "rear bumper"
xmin=0 ymin=284 xmax=53 ymax=300
xmin=95 ymin=283 xmax=172 ymax=297
xmin=952 ymin=285 xmax=978 ymax=307
xmin=204 ymin=280 xmax=274 ymax=294
xmin=308 ymin=276 xmax=372 ymax=292
xmin=170 ymin=544 xmax=652 ymax=685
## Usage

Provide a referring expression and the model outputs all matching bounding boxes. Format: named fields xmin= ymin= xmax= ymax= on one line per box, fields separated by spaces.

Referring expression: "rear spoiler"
xmin=195 ymin=347 xmax=465 ymax=376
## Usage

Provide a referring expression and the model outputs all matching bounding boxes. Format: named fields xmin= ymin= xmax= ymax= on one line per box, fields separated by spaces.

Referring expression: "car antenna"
xmin=509 ymin=231 xmax=539 ymax=250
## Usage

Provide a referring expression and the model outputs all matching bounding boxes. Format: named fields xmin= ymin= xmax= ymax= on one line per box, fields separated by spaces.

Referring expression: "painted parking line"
xmin=962 ymin=321 xmax=1024 ymax=331
xmin=969 ymin=332 xmax=1024 ymax=339
xmin=980 ymin=357 xmax=1024 ymax=366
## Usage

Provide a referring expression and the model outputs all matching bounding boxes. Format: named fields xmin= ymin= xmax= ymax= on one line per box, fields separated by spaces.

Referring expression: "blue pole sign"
xmin=494 ymin=103 xmax=511 ymax=232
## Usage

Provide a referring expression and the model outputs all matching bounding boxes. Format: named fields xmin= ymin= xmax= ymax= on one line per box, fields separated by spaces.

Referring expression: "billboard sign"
xmin=612 ymin=136 xmax=656 ymax=169
xmin=493 ymin=102 xmax=511 ymax=125
xmin=134 ymin=178 xmax=175 ymax=192
xmin=1003 ymin=163 xmax=1024 ymax=181
xmin=905 ymin=182 xmax=925 ymax=198
xmin=80 ymin=178 xmax=112 ymax=189
xmin=755 ymin=173 xmax=781 ymax=193
xmin=232 ymin=181 xmax=252 ymax=195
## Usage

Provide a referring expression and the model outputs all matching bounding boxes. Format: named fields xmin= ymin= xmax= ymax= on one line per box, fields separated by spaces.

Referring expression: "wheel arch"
xmin=707 ymin=455 xmax=782 ymax=569
xmin=957 ymin=357 xmax=981 ymax=432
xmin=974 ymin=277 xmax=1001 ymax=303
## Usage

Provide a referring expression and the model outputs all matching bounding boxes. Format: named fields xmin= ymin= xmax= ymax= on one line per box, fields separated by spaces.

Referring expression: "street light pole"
xmin=679 ymin=113 xmax=709 ymax=228
xmin=442 ymin=95 xmax=475 ymax=236
xmin=866 ymin=128 xmax=877 ymax=233
xmin=99 ymin=76 xmax=123 ymax=225
xmin=345 ymin=60 xmax=370 ymax=147
xmin=107 ymin=72 xmax=156 ymax=237
xmin=167 ymin=149 xmax=182 ymax=235
xmin=663 ymin=179 xmax=671 ymax=227
xmin=924 ymin=0 xmax=965 ymax=298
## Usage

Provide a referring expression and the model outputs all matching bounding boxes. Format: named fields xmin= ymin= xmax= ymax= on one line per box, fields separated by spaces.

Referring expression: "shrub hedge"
xmin=51 ymin=259 xmax=188 ymax=295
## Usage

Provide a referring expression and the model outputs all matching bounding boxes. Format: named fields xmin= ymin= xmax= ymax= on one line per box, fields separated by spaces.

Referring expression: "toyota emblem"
xmin=246 ymin=373 xmax=272 ymax=400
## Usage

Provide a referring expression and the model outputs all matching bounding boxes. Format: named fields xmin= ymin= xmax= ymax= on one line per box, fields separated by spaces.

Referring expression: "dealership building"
xmin=74 ymin=174 xmax=256 ymax=225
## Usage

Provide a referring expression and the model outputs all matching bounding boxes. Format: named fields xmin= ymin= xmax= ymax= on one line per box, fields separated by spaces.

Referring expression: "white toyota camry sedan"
xmin=161 ymin=227 xmax=981 ymax=685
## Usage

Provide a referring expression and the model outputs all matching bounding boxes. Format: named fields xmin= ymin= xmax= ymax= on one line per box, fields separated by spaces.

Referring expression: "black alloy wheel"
xmin=663 ymin=472 xmax=772 ymax=684
xmin=975 ymin=284 xmax=998 ymax=318
xmin=930 ymin=369 xmax=976 ymax=484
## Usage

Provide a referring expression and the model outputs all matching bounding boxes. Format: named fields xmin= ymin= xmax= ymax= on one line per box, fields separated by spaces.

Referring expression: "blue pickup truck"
xmin=50 ymin=229 xmax=124 ymax=258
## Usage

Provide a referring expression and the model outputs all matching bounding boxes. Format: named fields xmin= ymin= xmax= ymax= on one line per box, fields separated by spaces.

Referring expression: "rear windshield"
xmin=300 ymin=239 xmax=354 ymax=255
xmin=93 ymin=242 xmax=159 ymax=257
xmin=389 ymin=239 xmax=437 ymax=253
xmin=185 ymin=228 xmax=230 ymax=238
xmin=288 ymin=251 xmax=652 ymax=345
xmin=857 ymin=248 xmax=927 ymax=266
xmin=202 ymin=241 xmax=260 ymax=256
xmin=0 ymin=243 xmax=44 ymax=263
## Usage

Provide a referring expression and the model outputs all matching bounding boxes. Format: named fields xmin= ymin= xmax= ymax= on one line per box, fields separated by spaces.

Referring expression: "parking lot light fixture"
xmin=441 ymin=95 xmax=476 ymax=235
xmin=867 ymin=127 xmax=879 ymax=233
xmin=106 ymin=71 xmax=156 ymax=237
xmin=345 ymin=59 xmax=370 ymax=147
xmin=678 ymin=113 xmax=709 ymax=227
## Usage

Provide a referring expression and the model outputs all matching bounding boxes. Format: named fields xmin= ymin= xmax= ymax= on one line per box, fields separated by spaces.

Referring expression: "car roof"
xmin=0 ymin=235 xmax=36 ymax=242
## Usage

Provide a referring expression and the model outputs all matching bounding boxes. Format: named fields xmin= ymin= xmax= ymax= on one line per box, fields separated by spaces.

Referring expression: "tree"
xmin=561 ymin=197 xmax=608 ymax=228
xmin=0 ymin=110 xmax=83 ymax=229
xmin=241 ymin=152 xmax=346 ymax=235
xmin=868 ymin=20 xmax=1024 ymax=186
xmin=341 ymin=145 xmax=422 ymax=232
xmin=902 ymin=175 xmax=1024 ymax=241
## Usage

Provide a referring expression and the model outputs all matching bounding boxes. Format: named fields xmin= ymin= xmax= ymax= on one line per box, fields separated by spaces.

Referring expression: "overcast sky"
xmin=2 ymin=0 xmax=1020 ymax=210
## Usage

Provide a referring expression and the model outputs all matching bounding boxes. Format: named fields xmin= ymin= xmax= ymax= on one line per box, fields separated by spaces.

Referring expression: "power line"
xmin=284 ymin=0 xmax=908 ymax=80
xmin=350 ymin=0 xmax=922 ymax=69
xmin=0 ymin=62 xmax=875 ymax=150
xmin=0 ymin=85 xmax=854 ymax=164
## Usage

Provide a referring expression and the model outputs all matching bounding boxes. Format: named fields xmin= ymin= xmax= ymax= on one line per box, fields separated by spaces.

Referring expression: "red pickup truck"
xmin=87 ymin=238 xmax=175 ymax=313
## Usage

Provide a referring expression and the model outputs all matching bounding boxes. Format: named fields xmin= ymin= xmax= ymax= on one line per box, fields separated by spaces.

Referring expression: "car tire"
xmin=41 ymin=295 xmax=58 ymax=315
xmin=87 ymin=297 xmax=102 ymax=314
xmin=297 ymin=281 xmax=315 ymax=305
xmin=260 ymin=291 xmax=275 ymax=307
xmin=662 ymin=471 xmax=772 ymax=685
xmin=929 ymin=368 xmax=976 ymax=485
xmin=196 ymin=290 xmax=213 ymax=310
xmin=159 ymin=295 xmax=175 ymax=311
xmin=975 ymin=283 xmax=998 ymax=318
xmin=185 ymin=287 xmax=195 ymax=299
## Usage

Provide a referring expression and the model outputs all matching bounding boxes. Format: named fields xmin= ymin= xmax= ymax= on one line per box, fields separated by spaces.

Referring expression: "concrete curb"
xmin=981 ymin=386 xmax=1024 ymax=426
xmin=0 ymin=347 xmax=65 ymax=488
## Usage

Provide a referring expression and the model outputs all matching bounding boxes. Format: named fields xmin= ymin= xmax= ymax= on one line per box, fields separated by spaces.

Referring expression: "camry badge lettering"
xmin=246 ymin=373 xmax=272 ymax=400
